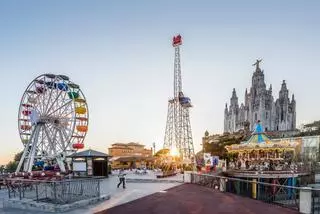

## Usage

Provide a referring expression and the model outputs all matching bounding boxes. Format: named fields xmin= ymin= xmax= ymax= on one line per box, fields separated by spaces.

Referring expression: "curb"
xmin=126 ymin=178 xmax=183 ymax=183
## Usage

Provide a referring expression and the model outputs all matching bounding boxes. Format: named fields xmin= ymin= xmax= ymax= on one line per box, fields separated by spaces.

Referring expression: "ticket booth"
xmin=69 ymin=149 xmax=111 ymax=177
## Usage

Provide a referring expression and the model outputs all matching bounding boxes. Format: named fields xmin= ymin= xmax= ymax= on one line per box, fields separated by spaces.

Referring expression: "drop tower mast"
xmin=163 ymin=35 xmax=195 ymax=163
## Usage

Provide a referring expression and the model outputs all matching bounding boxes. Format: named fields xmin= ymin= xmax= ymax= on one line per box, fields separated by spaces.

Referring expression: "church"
xmin=224 ymin=60 xmax=296 ymax=133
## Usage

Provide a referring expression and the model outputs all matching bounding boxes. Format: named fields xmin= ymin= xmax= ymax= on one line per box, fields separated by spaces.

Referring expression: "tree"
xmin=296 ymin=120 xmax=320 ymax=137
xmin=154 ymin=149 xmax=170 ymax=157
xmin=4 ymin=151 xmax=24 ymax=173
xmin=0 ymin=165 xmax=5 ymax=173
xmin=14 ymin=151 xmax=23 ymax=162
xmin=203 ymin=131 xmax=249 ymax=160
xmin=6 ymin=161 xmax=18 ymax=173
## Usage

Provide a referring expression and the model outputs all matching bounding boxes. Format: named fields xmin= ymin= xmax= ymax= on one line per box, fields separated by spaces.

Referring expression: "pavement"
xmin=97 ymin=184 xmax=299 ymax=214
xmin=0 ymin=172 xmax=182 ymax=214
xmin=2 ymin=171 xmax=296 ymax=214
xmin=125 ymin=170 xmax=184 ymax=183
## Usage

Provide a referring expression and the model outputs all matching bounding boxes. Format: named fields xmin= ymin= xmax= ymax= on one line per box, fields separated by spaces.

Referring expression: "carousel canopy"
xmin=244 ymin=122 xmax=271 ymax=144
xmin=225 ymin=122 xmax=298 ymax=152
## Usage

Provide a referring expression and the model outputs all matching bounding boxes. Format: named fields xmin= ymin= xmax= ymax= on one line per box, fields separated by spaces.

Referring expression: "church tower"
xmin=224 ymin=60 xmax=296 ymax=134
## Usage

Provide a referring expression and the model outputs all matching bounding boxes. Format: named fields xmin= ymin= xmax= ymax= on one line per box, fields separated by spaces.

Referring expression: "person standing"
xmin=117 ymin=169 xmax=126 ymax=189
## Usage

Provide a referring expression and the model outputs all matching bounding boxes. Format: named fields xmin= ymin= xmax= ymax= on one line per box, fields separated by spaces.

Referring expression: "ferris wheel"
xmin=16 ymin=74 xmax=89 ymax=173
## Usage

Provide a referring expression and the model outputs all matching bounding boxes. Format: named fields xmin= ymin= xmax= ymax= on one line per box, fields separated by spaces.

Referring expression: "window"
xmin=255 ymin=113 xmax=257 ymax=121
xmin=266 ymin=112 xmax=268 ymax=119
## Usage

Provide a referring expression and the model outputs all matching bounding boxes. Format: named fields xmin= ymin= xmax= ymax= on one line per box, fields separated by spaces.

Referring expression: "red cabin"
xmin=22 ymin=110 xmax=32 ymax=116
xmin=36 ymin=86 xmax=46 ymax=94
xmin=22 ymin=104 xmax=33 ymax=108
xmin=73 ymin=143 xmax=84 ymax=149
xmin=172 ymin=34 xmax=182 ymax=47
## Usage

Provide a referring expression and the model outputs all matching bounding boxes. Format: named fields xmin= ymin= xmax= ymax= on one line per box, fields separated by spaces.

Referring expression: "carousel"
xmin=225 ymin=121 xmax=310 ymax=185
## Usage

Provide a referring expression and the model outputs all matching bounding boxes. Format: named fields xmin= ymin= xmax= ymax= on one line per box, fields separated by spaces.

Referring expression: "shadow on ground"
xmin=96 ymin=184 xmax=299 ymax=214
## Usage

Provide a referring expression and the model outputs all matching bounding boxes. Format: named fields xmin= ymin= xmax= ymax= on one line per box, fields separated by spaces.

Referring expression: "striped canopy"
xmin=246 ymin=122 xmax=270 ymax=144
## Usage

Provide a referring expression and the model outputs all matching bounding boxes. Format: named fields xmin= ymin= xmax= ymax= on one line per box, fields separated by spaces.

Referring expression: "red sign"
xmin=172 ymin=34 xmax=182 ymax=46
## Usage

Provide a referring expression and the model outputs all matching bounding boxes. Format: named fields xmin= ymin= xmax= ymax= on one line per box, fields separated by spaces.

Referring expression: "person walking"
xmin=117 ymin=168 xmax=126 ymax=189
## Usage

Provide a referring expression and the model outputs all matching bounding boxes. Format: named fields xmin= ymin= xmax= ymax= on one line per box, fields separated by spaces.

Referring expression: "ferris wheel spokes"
xmin=46 ymin=99 xmax=73 ymax=117
xmin=45 ymin=89 xmax=64 ymax=115
xmin=43 ymin=77 xmax=58 ymax=114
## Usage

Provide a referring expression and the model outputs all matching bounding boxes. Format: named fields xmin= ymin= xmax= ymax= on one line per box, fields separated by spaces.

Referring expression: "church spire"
xmin=232 ymin=88 xmax=237 ymax=98
xmin=230 ymin=88 xmax=239 ymax=108
xmin=281 ymin=80 xmax=287 ymax=90
xmin=225 ymin=103 xmax=228 ymax=113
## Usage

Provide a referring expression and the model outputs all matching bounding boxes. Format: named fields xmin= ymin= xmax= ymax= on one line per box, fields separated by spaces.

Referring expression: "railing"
xmin=0 ymin=175 xmax=8 ymax=189
xmin=191 ymin=173 xmax=300 ymax=211
xmin=313 ymin=190 xmax=320 ymax=214
xmin=6 ymin=178 xmax=101 ymax=204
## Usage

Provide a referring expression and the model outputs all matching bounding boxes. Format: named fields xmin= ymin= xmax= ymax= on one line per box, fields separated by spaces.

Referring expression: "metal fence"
xmin=312 ymin=189 xmax=320 ymax=214
xmin=191 ymin=173 xmax=300 ymax=211
xmin=6 ymin=178 xmax=101 ymax=204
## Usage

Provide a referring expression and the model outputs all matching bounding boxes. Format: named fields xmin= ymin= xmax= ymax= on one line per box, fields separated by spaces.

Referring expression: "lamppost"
xmin=203 ymin=130 xmax=209 ymax=154
xmin=152 ymin=142 xmax=156 ymax=155
xmin=200 ymin=131 xmax=210 ymax=169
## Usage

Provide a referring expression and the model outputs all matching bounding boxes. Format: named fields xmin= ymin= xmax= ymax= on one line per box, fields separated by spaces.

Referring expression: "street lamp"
xmin=152 ymin=142 xmax=156 ymax=155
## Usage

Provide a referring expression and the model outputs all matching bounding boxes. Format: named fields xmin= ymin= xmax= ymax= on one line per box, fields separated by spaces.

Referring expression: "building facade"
xmin=108 ymin=142 xmax=153 ymax=169
xmin=224 ymin=60 xmax=296 ymax=133
xmin=108 ymin=142 xmax=152 ymax=157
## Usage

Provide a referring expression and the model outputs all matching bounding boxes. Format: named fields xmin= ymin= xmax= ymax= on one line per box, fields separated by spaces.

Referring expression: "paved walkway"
xmin=97 ymin=184 xmax=299 ymax=214
xmin=116 ymin=170 xmax=184 ymax=182
xmin=0 ymin=175 xmax=181 ymax=214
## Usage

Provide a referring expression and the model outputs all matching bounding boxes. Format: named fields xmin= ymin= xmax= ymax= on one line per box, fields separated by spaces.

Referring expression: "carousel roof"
xmin=225 ymin=122 xmax=299 ymax=152
xmin=244 ymin=122 xmax=271 ymax=144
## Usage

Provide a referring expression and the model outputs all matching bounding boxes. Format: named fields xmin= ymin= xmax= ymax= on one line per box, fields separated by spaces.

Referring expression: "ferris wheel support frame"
xmin=16 ymin=125 xmax=40 ymax=173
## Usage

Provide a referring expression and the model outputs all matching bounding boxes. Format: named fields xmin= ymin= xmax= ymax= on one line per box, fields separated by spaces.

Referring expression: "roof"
xmin=110 ymin=156 xmax=155 ymax=162
xmin=127 ymin=142 xmax=144 ymax=146
xmin=243 ymin=122 xmax=270 ymax=144
xmin=109 ymin=147 xmax=134 ymax=150
xmin=225 ymin=123 xmax=299 ymax=152
xmin=69 ymin=149 xmax=111 ymax=158
xmin=111 ymin=142 xmax=144 ymax=147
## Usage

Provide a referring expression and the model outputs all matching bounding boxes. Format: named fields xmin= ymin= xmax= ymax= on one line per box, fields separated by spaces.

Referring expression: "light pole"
xmin=152 ymin=142 xmax=156 ymax=155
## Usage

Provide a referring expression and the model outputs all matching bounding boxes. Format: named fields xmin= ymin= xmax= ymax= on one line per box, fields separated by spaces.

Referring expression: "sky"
xmin=0 ymin=0 xmax=320 ymax=165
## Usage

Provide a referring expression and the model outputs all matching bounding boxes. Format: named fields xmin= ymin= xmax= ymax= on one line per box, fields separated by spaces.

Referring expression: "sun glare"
xmin=170 ymin=147 xmax=179 ymax=157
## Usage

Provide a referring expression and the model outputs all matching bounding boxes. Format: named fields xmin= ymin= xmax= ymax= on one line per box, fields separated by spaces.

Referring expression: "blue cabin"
xmin=179 ymin=97 xmax=192 ymax=107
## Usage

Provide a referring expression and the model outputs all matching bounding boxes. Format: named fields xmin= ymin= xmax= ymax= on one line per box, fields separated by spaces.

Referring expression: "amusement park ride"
xmin=163 ymin=35 xmax=195 ymax=164
xmin=16 ymin=74 xmax=88 ymax=175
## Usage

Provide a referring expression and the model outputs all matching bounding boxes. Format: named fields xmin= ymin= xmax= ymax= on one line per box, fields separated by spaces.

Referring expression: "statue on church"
xmin=252 ymin=59 xmax=262 ymax=70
